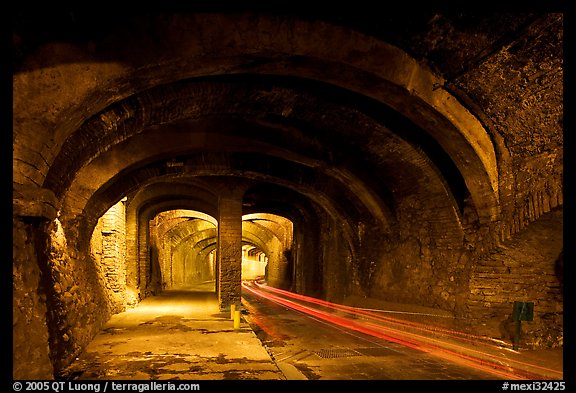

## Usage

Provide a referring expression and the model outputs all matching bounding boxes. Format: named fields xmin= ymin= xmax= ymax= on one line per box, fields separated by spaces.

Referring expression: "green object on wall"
xmin=512 ymin=301 xmax=534 ymax=351
xmin=513 ymin=301 xmax=534 ymax=321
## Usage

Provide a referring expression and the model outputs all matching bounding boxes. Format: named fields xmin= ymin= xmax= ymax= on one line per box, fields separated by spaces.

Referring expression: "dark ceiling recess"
xmin=195 ymin=73 xmax=469 ymax=213
xmin=316 ymin=13 xmax=543 ymax=79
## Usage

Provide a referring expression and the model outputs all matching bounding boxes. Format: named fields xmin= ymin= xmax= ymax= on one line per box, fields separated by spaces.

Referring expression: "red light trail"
xmin=242 ymin=280 xmax=563 ymax=380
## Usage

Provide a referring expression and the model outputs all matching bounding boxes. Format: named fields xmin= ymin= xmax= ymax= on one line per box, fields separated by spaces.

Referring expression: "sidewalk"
xmin=58 ymin=289 xmax=285 ymax=380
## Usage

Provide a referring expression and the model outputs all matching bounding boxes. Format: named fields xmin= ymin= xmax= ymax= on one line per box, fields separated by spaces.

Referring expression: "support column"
xmin=217 ymin=196 xmax=243 ymax=311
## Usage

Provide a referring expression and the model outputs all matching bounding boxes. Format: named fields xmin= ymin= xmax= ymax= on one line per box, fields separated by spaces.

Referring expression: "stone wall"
xmin=171 ymin=242 xmax=214 ymax=287
xmin=318 ymin=215 xmax=354 ymax=304
xmin=465 ymin=208 xmax=563 ymax=348
xmin=337 ymin=182 xmax=562 ymax=349
xmin=90 ymin=200 xmax=128 ymax=313
xmin=253 ymin=238 xmax=290 ymax=291
xmin=13 ymin=219 xmax=54 ymax=380
xmin=45 ymin=219 xmax=111 ymax=374
xmin=13 ymin=200 xmax=130 ymax=378
xmin=498 ymin=154 xmax=563 ymax=244
xmin=217 ymin=197 xmax=243 ymax=310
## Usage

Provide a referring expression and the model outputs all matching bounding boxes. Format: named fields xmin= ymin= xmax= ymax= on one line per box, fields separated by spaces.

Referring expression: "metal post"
xmin=233 ymin=310 xmax=241 ymax=330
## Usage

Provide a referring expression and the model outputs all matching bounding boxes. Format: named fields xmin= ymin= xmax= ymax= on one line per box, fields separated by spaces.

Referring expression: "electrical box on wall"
xmin=513 ymin=301 xmax=534 ymax=321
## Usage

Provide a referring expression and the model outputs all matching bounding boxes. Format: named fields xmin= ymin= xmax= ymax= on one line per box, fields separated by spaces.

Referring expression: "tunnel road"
xmin=241 ymin=281 xmax=560 ymax=380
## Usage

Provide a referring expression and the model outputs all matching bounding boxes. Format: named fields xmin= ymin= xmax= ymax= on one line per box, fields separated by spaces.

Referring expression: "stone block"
xmin=13 ymin=186 xmax=60 ymax=222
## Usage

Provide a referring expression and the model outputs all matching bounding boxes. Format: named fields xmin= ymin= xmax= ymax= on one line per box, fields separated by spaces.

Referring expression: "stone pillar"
xmin=98 ymin=200 xmax=127 ymax=313
xmin=217 ymin=196 xmax=243 ymax=311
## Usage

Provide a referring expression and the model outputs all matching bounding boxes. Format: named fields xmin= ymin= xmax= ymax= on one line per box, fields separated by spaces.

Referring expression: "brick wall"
xmin=91 ymin=199 xmax=128 ymax=313
xmin=465 ymin=208 xmax=563 ymax=348
xmin=217 ymin=197 xmax=243 ymax=309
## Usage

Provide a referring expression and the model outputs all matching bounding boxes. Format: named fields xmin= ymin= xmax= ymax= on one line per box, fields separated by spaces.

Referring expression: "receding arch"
xmin=155 ymin=212 xmax=218 ymax=290
xmin=22 ymin=13 xmax=498 ymax=227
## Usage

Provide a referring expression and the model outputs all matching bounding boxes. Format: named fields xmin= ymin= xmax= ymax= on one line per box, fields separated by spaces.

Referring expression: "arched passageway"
xmin=12 ymin=10 xmax=563 ymax=379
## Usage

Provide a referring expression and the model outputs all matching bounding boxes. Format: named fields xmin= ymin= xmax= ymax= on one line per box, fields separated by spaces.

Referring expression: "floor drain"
xmin=354 ymin=347 xmax=395 ymax=357
xmin=313 ymin=348 xmax=361 ymax=359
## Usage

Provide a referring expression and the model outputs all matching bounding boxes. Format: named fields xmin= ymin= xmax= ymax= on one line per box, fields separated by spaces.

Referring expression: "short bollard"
xmin=233 ymin=310 xmax=241 ymax=330
xmin=230 ymin=304 xmax=236 ymax=320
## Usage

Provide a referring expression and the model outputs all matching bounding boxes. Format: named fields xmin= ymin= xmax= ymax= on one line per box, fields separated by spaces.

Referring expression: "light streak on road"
xmin=242 ymin=280 xmax=563 ymax=380
xmin=243 ymin=281 xmax=424 ymax=350
xmin=255 ymin=281 xmax=512 ymax=349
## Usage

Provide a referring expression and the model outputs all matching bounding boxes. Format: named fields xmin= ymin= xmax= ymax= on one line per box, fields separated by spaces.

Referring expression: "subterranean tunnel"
xmin=12 ymin=10 xmax=563 ymax=379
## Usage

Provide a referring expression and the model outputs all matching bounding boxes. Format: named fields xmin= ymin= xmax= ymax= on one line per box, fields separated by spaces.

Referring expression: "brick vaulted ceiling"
xmin=12 ymin=10 xmax=564 ymax=156
xmin=12 ymin=7 xmax=565 ymax=242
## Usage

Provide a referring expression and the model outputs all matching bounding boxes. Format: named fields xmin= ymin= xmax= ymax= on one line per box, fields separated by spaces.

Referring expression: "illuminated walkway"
xmin=58 ymin=285 xmax=284 ymax=380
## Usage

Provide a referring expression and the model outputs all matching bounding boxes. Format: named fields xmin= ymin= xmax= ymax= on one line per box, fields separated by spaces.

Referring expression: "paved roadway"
xmin=241 ymin=281 xmax=510 ymax=380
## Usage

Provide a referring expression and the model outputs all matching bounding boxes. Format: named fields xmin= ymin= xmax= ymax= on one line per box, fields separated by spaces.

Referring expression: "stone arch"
xmin=161 ymin=217 xmax=217 ymax=289
xmin=125 ymin=182 xmax=219 ymax=296
xmin=242 ymin=217 xmax=292 ymax=287
xmin=51 ymin=79 xmax=472 ymax=258
xmin=14 ymin=13 xmax=497 ymax=225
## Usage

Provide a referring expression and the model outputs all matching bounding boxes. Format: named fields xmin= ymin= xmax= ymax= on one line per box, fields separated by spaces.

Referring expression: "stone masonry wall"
xmin=498 ymin=155 xmax=563 ymax=245
xmin=44 ymin=218 xmax=112 ymax=374
xmin=90 ymin=200 xmax=128 ymax=314
xmin=320 ymin=216 xmax=354 ymax=304
xmin=217 ymin=197 xmax=243 ymax=310
xmin=342 ymin=150 xmax=563 ymax=349
xmin=465 ymin=208 xmax=563 ymax=349
xmin=13 ymin=219 xmax=54 ymax=380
